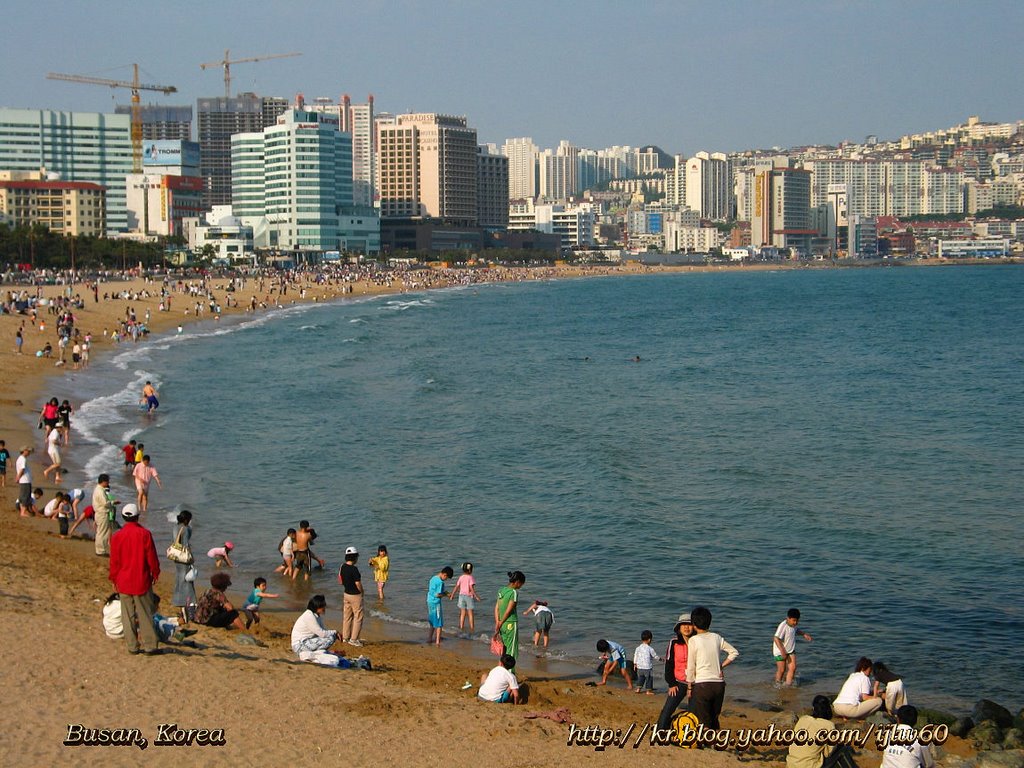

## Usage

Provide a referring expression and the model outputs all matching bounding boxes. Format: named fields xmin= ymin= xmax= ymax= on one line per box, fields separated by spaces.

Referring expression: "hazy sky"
xmin=4 ymin=0 xmax=1022 ymax=155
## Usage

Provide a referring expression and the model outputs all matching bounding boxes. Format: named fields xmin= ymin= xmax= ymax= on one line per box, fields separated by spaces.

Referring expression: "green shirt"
xmin=496 ymin=586 xmax=518 ymax=625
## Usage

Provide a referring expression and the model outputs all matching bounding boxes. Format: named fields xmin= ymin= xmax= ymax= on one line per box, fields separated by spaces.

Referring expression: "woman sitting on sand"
xmin=193 ymin=572 xmax=246 ymax=631
xmin=291 ymin=595 xmax=343 ymax=666
xmin=788 ymin=695 xmax=856 ymax=768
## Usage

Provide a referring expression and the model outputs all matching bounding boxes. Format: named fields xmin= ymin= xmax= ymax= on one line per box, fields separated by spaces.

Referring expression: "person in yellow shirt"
xmin=368 ymin=545 xmax=389 ymax=599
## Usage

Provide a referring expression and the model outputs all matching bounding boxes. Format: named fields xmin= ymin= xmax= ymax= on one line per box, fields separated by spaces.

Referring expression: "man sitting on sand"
xmin=478 ymin=654 xmax=520 ymax=704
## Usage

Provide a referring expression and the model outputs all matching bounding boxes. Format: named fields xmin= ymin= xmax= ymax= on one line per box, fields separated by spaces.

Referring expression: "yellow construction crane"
xmin=199 ymin=50 xmax=302 ymax=100
xmin=47 ymin=64 xmax=177 ymax=173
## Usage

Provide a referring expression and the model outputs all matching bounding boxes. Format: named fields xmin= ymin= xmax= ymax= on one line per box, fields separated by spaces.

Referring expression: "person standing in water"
xmin=141 ymin=381 xmax=159 ymax=413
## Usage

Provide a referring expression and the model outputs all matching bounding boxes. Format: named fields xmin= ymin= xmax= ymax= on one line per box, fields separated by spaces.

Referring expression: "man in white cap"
xmin=109 ymin=503 xmax=162 ymax=654
xmin=339 ymin=546 xmax=364 ymax=647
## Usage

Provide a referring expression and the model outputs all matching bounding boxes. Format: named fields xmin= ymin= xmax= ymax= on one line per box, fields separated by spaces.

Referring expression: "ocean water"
xmin=62 ymin=265 xmax=1023 ymax=712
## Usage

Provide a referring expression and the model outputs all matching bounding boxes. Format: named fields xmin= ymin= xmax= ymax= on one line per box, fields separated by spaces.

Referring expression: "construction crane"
xmin=47 ymin=64 xmax=177 ymax=173
xmin=199 ymin=50 xmax=302 ymax=100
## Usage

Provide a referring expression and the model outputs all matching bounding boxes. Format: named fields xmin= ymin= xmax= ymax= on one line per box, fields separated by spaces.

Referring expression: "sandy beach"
xmin=0 ymin=263 xmax=982 ymax=767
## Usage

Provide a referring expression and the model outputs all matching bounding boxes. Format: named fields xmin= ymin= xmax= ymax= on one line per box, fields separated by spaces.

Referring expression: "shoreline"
xmin=0 ymin=261 xmax=1003 ymax=765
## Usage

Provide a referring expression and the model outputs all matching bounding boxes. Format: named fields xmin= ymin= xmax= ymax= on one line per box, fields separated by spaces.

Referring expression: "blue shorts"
xmin=479 ymin=691 xmax=512 ymax=703
xmin=427 ymin=602 xmax=443 ymax=628
xmin=610 ymin=650 xmax=626 ymax=669
xmin=457 ymin=594 xmax=475 ymax=610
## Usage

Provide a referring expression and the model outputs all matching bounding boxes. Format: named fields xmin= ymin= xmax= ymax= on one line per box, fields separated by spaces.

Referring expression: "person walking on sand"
xmin=42 ymin=424 xmax=63 ymax=482
xmin=142 ymin=381 xmax=159 ymax=413
xmin=132 ymin=454 xmax=162 ymax=513
xmin=108 ymin=503 xmax=162 ymax=655
xmin=339 ymin=546 xmax=365 ymax=647
xmin=92 ymin=474 xmax=119 ymax=556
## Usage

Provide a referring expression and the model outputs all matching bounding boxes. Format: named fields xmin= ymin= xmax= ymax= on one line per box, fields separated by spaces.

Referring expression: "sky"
xmin=3 ymin=0 xmax=1022 ymax=156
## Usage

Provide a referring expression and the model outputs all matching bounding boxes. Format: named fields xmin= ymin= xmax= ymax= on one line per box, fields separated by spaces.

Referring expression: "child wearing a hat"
xmin=208 ymin=541 xmax=235 ymax=568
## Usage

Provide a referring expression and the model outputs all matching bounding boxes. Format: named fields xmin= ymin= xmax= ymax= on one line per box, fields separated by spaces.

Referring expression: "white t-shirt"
xmin=290 ymin=609 xmax=330 ymax=650
xmin=281 ymin=536 xmax=294 ymax=557
xmin=773 ymin=621 xmax=798 ymax=655
xmin=881 ymin=724 xmax=935 ymax=768
xmin=478 ymin=666 xmax=519 ymax=702
xmin=16 ymin=454 xmax=31 ymax=484
xmin=43 ymin=498 xmax=60 ymax=518
xmin=834 ymin=671 xmax=871 ymax=706
xmin=686 ymin=631 xmax=740 ymax=684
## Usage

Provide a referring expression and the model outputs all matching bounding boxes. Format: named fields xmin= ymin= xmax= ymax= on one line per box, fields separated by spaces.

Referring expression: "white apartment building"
xmin=685 ymin=151 xmax=731 ymax=220
xmin=804 ymin=159 xmax=965 ymax=217
xmin=507 ymin=198 xmax=595 ymax=248
xmin=378 ymin=113 xmax=478 ymax=224
xmin=538 ymin=141 xmax=580 ymax=201
xmin=664 ymin=224 xmax=721 ymax=253
xmin=503 ymin=137 xmax=539 ymax=199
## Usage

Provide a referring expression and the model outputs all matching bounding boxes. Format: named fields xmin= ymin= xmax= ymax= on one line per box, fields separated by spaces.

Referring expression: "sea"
xmin=54 ymin=264 xmax=1023 ymax=713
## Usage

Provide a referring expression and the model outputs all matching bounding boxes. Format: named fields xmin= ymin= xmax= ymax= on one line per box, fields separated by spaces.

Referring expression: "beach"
xmin=0 ymin=263 xmax=992 ymax=766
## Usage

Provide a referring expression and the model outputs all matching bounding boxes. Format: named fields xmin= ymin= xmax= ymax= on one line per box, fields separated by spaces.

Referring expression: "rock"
xmin=769 ymin=711 xmax=798 ymax=729
xmin=976 ymin=750 xmax=1024 ymax=768
xmin=235 ymin=633 xmax=263 ymax=647
xmin=942 ymin=755 xmax=976 ymax=768
xmin=974 ymin=701 xmax=1014 ymax=729
xmin=973 ymin=721 xmax=1005 ymax=751
xmin=1004 ymin=729 xmax=1024 ymax=750
xmin=952 ymin=717 xmax=977 ymax=738
xmin=750 ymin=702 xmax=784 ymax=713
xmin=916 ymin=706 xmax=958 ymax=727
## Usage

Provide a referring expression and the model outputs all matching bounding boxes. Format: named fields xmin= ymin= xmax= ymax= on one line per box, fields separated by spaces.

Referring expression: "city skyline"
xmin=3 ymin=0 xmax=1022 ymax=155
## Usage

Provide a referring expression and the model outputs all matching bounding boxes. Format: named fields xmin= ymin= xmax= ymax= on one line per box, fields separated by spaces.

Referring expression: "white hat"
xmin=345 ymin=546 xmax=358 ymax=556
xmin=121 ymin=503 xmax=140 ymax=520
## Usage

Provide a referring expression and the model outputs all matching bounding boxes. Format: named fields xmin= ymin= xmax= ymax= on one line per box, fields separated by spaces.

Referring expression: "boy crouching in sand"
xmin=596 ymin=638 xmax=633 ymax=689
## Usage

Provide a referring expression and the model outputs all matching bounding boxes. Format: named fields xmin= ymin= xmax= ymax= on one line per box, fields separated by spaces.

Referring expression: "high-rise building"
xmin=685 ymin=151 xmax=732 ymax=220
xmin=115 ymin=104 xmax=193 ymax=141
xmin=751 ymin=167 xmax=814 ymax=255
xmin=341 ymin=95 xmax=376 ymax=207
xmin=230 ymin=108 xmax=353 ymax=252
xmin=0 ymin=108 xmax=131 ymax=233
xmin=477 ymin=146 xmax=509 ymax=231
xmin=502 ymin=137 xmax=539 ymax=200
xmin=538 ymin=141 xmax=579 ymax=201
xmin=377 ymin=113 xmax=478 ymax=225
xmin=197 ymin=93 xmax=288 ymax=210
